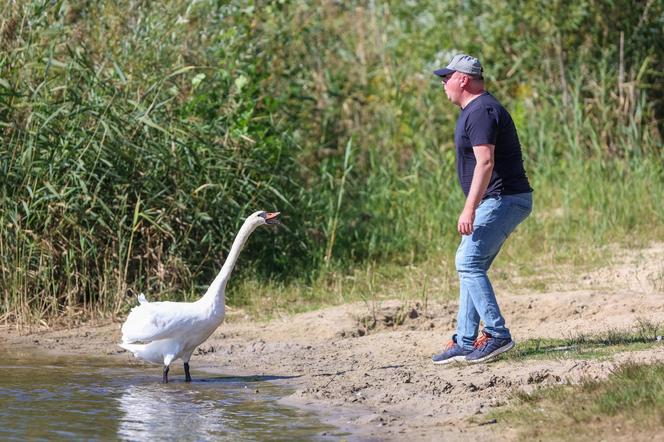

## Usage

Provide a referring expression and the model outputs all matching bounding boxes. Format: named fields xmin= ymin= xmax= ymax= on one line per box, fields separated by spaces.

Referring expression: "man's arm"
xmin=458 ymin=144 xmax=495 ymax=235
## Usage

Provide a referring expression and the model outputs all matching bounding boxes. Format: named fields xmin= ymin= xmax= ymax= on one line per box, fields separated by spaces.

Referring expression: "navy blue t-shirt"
xmin=454 ymin=92 xmax=532 ymax=197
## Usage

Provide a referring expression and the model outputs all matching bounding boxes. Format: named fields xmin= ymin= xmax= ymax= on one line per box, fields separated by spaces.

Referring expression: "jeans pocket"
xmin=512 ymin=201 xmax=532 ymax=216
xmin=506 ymin=194 xmax=533 ymax=216
xmin=495 ymin=197 xmax=531 ymax=237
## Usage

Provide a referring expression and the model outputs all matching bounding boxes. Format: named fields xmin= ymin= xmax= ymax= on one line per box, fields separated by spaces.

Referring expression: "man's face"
xmin=442 ymin=71 xmax=463 ymax=106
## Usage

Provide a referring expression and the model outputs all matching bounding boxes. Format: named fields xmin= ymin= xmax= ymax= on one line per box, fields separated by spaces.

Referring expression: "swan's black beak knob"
xmin=265 ymin=212 xmax=281 ymax=225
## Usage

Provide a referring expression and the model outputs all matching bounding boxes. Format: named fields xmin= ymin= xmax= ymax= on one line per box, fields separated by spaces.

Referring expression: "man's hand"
xmin=458 ymin=207 xmax=475 ymax=235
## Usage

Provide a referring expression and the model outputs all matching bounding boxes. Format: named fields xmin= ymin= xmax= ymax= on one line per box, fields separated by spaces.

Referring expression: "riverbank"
xmin=4 ymin=244 xmax=663 ymax=441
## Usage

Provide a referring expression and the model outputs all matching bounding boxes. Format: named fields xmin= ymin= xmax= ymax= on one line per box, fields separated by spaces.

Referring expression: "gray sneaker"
xmin=465 ymin=330 xmax=515 ymax=363
xmin=432 ymin=334 xmax=472 ymax=365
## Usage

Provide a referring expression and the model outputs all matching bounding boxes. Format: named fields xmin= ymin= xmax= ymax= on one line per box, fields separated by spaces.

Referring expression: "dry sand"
xmin=4 ymin=244 xmax=664 ymax=441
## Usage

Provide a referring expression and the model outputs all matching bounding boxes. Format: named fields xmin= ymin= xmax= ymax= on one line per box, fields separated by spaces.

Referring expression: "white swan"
xmin=119 ymin=210 xmax=280 ymax=383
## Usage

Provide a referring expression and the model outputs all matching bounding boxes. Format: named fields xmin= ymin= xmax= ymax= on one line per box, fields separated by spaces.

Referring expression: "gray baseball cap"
xmin=434 ymin=54 xmax=484 ymax=78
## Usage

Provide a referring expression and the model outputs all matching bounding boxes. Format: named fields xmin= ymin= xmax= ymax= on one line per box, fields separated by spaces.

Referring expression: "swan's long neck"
xmin=200 ymin=219 xmax=258 ymax=313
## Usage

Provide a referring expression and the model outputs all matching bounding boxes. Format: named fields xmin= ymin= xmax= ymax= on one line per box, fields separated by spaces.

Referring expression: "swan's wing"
xmin=137 ymin=293 xmax=148 ymax=304
xmin=121 ymin=301 xmax=198 ymax=343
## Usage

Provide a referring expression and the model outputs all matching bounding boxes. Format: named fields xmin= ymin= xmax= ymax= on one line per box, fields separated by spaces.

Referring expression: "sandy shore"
xmin=4 ymin=244 xmax=664 ymax=441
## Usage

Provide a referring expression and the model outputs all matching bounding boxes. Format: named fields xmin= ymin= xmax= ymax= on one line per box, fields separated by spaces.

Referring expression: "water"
xmin=0 ymin=347 xmax=342 ymax=441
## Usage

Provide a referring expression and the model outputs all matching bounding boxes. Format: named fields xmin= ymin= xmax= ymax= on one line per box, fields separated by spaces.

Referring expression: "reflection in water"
xmin=115 ymin=374 xmax=332 ymax=441
xmin=0 ymin=349 xmax=339 ymax=441
xmin=117 ymin=383 xmax=230 ymax=440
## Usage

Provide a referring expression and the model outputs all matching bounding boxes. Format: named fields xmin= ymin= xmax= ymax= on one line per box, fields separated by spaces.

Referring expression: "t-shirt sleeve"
xmin=465 ymin=106 xmax=498 ymax=146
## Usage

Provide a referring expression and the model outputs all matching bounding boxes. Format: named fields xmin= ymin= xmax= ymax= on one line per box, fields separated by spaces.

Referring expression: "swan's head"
xmin=250 ymin=211 xmax=281 ymax=226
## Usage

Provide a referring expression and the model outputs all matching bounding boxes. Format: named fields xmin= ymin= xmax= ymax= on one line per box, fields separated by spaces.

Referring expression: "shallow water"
xmin=0 ymin=347 xmax=341 ymax=441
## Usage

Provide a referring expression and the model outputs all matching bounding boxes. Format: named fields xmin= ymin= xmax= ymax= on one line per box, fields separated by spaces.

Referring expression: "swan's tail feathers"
xmin=119 ymin=341 xmax=172 ymax=365
xmin=119 ymin=342 xmax=146 ymax=357
xmin=137 ymin=293 xmax=148 ymax=304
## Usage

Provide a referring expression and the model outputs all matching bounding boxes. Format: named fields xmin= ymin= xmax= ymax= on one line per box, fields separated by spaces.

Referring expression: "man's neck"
xmin=460 ymin=90 xmax=485 ymax=109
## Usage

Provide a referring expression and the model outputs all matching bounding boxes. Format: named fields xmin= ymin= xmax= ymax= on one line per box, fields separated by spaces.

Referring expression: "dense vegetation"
xmin=1 ymin=0 xmax=662 ymax=324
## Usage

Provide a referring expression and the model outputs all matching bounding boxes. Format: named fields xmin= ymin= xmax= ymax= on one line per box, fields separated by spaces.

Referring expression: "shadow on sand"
xmin=195 ymin=374 xmax=303 ymax=383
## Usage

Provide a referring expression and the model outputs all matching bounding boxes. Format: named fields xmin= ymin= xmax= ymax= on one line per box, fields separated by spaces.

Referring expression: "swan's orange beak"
xmin=265 ymin=212 xmax=281 ymax=224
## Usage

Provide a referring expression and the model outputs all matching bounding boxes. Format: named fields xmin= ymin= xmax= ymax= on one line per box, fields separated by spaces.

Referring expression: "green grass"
xmin=503 ymin=320 xmax=664 ymax=362
xmin=1 ymin=0 xmax=662 ymax=325
xmin=491 ymin=362 xmax=664 ymax=441
xmin=227 ymin=253 xmax=459 ymax=320
xmin=489 ymin=322 xmax=664 ymax=439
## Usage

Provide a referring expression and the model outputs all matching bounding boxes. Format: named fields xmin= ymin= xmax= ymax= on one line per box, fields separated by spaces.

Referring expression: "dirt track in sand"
xmin=4 ymin=244 xmax=664 ymax=441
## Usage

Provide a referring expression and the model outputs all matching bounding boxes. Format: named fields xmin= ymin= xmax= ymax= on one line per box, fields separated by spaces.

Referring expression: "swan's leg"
xmin=162 ymin=365 xmax=170 ymax=384
xmin=184 ymin=362 xmax=192 ymax=382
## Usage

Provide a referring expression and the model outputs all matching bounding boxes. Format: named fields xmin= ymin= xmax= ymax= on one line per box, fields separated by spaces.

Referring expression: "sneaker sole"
xmin=432 ymin=355 xmax=468 ymax=365
xmin=466 ymin=340 xmax=515 ymax=364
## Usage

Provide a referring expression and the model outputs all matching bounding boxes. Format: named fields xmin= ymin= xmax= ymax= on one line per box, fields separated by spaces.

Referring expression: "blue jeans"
xmin=455 ymin=192 xmax=532 ymax=351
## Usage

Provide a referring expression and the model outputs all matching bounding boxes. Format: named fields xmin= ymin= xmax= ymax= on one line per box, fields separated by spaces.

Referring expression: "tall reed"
xmin=1 ymin=0 xmax=661 ymax=325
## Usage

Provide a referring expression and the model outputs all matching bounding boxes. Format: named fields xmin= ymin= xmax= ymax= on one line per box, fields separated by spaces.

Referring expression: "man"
xmin=431 ymin=54 xmax=533 ymax=364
